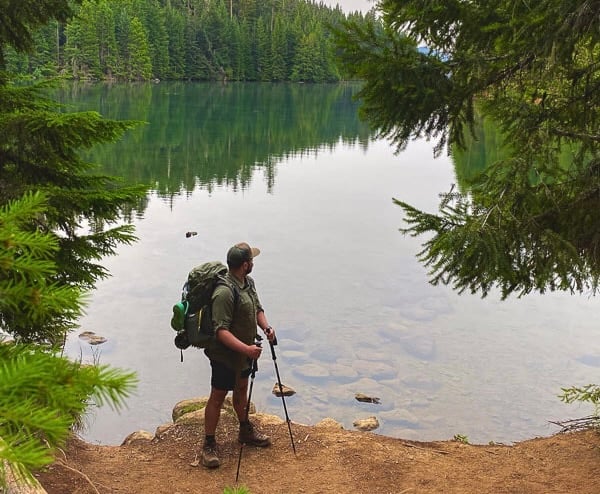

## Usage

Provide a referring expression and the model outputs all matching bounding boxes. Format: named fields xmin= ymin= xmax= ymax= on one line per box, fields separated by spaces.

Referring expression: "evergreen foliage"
xmin=4 ymin=0 xmax=372 ymax=82
xmin=0 ymin=0 xmax=73 ymax=67
xmin=0 ymin=193 xmax=83 ymax=342
xmin=0 ymin=193 xmax=137 ymax=487
xmin=0 ymin=337 xmax=136 ymax=487
xmin=335 ymin=0 xmax=600 ymax=298
xmin=0 ymin=80 xmax=147 ymax=343
xmin=1 ymin=0 xmax=141 ymax=487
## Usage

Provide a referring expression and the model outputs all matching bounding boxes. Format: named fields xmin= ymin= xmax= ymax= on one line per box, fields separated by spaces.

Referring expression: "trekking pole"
xmin=235 ymin=337 xmax=261 ymax=483
xmin=267 ymin=332 xmax=296 ymax=455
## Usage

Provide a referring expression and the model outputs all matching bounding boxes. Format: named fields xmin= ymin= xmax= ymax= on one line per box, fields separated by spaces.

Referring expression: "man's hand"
xmin=264 ymin=326 xmax=277 ymax=344
xmin=246 ymin=344 xmax=262 ymax=360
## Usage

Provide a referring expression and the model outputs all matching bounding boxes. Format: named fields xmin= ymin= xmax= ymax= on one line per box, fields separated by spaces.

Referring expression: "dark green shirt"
xmin=205 ymin=272 xmax=263 ymax=371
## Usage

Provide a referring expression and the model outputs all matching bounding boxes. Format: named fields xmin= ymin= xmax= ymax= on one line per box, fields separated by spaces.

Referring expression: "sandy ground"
xmin=36 ymin=410 xmax=600 ymax=494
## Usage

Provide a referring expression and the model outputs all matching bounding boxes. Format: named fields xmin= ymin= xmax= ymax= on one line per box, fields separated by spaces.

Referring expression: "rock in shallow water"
xmin=353 ymin=416 xmax=380 ymax=432
xmin=78 ymin=331 xmax=107 ymax=345
xmin=355 ymin=393 xmax=381 ymax=404
xmin=272 ymin=382 xmax=296 ymax=397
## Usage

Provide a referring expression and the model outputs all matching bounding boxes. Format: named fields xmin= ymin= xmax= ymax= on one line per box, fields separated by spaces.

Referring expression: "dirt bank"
xmin=36 ymin=411 xmax=600 ymax=494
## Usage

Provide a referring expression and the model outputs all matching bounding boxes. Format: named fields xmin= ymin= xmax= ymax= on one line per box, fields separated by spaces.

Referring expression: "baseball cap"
xmin=227 ymin=242 xmax=260 ymax=265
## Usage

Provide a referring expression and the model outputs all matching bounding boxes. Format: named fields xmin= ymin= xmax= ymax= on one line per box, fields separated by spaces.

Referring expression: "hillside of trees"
xmin=4 ymin=0 xmax=373 ymax=82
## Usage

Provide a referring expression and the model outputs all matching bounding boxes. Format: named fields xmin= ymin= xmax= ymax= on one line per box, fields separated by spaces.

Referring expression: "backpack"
xmin=170 ymin=261 xmax=239 ymax=361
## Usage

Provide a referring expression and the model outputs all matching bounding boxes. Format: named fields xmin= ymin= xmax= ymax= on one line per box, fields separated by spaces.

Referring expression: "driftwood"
xmin=549 ymin=415 xmax=600 ymax=433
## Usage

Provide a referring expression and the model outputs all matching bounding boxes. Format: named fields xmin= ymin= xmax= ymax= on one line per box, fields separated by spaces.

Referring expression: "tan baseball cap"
xmin=227 ymin=242 xmax=260 ymax=264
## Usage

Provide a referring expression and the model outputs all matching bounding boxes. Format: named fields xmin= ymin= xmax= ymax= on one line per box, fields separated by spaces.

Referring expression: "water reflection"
xmin=57 ymin=84 xmax=598 ymax=448
xmin=54 ymin=81 xmax=374 ymax=198
xmin=451 ymin=112 xmax=582 ymax=191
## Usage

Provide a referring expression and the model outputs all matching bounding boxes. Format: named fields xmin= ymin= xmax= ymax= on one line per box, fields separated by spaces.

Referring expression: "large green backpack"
xmin=170 ymin=261 xmax=239 ymax=360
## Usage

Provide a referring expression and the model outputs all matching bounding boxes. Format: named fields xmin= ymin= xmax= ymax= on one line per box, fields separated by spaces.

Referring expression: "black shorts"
xmin=210 ymin=359 xmax=252 ymax=391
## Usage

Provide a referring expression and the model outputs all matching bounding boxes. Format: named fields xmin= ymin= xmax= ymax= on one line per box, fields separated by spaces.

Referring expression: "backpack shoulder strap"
xmin=216 ymin=275 xmax=240 ymax=308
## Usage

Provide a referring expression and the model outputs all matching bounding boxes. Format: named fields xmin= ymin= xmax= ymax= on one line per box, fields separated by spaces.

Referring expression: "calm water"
xmin=60 ymin=82 xmax=598 ymax=446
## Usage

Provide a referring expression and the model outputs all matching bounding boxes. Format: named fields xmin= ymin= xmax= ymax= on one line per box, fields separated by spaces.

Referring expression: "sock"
xmin=204 ymin=434 xmax=216 ymax=445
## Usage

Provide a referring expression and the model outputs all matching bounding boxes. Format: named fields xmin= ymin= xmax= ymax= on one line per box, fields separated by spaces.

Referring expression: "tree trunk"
xmin=3 ymin=463 xmax=48 ymax=494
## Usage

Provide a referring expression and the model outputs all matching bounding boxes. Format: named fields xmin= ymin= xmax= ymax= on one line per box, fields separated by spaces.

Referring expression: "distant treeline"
xmin=5 ymin=0 xmax=373 ymax=82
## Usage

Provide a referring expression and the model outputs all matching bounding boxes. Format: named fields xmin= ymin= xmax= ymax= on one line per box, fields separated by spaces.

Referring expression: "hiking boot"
xmin=238 ymin=421 xmax=271 ymax=447
xmin=201 ymin=442 xmax=220 ymax=468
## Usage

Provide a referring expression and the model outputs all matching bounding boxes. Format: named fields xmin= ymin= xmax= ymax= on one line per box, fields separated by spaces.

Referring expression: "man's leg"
xmin=232 ymin=376 xmax=249 ymax=421
xmin=202 ymin=386 xmax=227 ymax=468
xmin=202 ymin=360 xmax=234 ymax=468
xmin=233 ymin=374 xmax=271 ymax=447
xmin=205 ymin=386 xmax=228 ymax=436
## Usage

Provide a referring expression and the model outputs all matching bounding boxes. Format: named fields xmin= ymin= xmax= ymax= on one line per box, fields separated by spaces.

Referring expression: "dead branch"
xmin=549 ymin=415 xmax=600 ymax=434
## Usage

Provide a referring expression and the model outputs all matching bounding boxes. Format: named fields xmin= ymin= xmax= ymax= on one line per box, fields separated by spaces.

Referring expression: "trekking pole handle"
xmin=265 ymin=326 xmax=278 ymax=346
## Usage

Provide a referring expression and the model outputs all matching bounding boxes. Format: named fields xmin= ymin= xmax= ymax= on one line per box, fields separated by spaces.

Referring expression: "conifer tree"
xmin=165 ymin=6 xmax=186 ymax=79
xmin=256 ymin=19 xmax=272 ymax=80
xmin=3 ymin=0 xmax=361 ymax=82
xmin=29 ymin=23 xmax=59 ymax=76
xmin=201 ymin=0 xmax=232 ymax=78
xmin=0 ymin=1 xmax=141 ymax=487
xmin=184 ymin=14 xmax=205 ymax=79
xmin=0 ymin=79 xmax=146 ymax=342
xmin=0 ymin=0 xmax=73 ymax=68
xmin=238 ymin=18 xmax=255 ymax=80
xmin=270 ymin=17 xmax=288 ymax=81
xmin=126 ymin=17 xmax=153 ymax=80
xmin=335 ymin=0 xmax=600 ymax=298
xmin=291 ymin=31 xmax=321 ymax=82
xmin=96 ymin=0 xmax=119 ymax=77
xmin=135 ymin=0 xmax=170 ymax=79
xmin=75 ymin=0 xmax=102 ymax=78
xmin=229 ymin=18 xmax=244 ymax=79
xmin=0 ymin=196 xmax=136 ymax=483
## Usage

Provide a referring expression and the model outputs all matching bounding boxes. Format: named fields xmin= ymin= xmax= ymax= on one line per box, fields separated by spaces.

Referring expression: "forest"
xmin=2 ymin=0 xmax=600 ymax=488
xmin=4 ymin=0 xmax=373 ymax=82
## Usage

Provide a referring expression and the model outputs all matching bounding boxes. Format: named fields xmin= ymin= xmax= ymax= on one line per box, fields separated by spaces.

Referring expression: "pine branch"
xmin=0 ymin=342 xmax=137 ymax=486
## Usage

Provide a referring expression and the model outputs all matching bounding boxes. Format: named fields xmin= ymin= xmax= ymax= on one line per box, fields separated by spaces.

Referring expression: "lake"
xmin=59 ymin=82 xmax=598 ymax=446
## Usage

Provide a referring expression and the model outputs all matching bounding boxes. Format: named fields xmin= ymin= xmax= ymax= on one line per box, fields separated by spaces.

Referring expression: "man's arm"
xmin=216 ymin=328 xmax=262 ymax=360
xmin=257 ymin=310 xmax=276 ymax=342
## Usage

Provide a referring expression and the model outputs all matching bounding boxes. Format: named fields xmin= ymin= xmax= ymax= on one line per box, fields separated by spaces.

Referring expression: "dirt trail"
xmin=36 ymin=412 xmax=600 ymax=494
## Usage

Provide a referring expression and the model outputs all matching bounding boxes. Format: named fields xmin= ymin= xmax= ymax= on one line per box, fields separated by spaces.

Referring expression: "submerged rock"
xmin=78 ymin=331 xmax=107 ymax=345
xmin=355 ymin=393 xmax=381 ymax=404
xmin=272 ymin=383 xmax=296 ymax=397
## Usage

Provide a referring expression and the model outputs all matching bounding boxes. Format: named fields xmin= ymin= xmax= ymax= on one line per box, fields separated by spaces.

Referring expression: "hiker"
xmin=201 ymin=242 xmax=276 ymax=468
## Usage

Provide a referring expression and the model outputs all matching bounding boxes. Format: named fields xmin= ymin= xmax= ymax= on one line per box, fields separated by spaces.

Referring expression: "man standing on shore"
xmin=201 ymin=242 xmax=276 ymax=468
